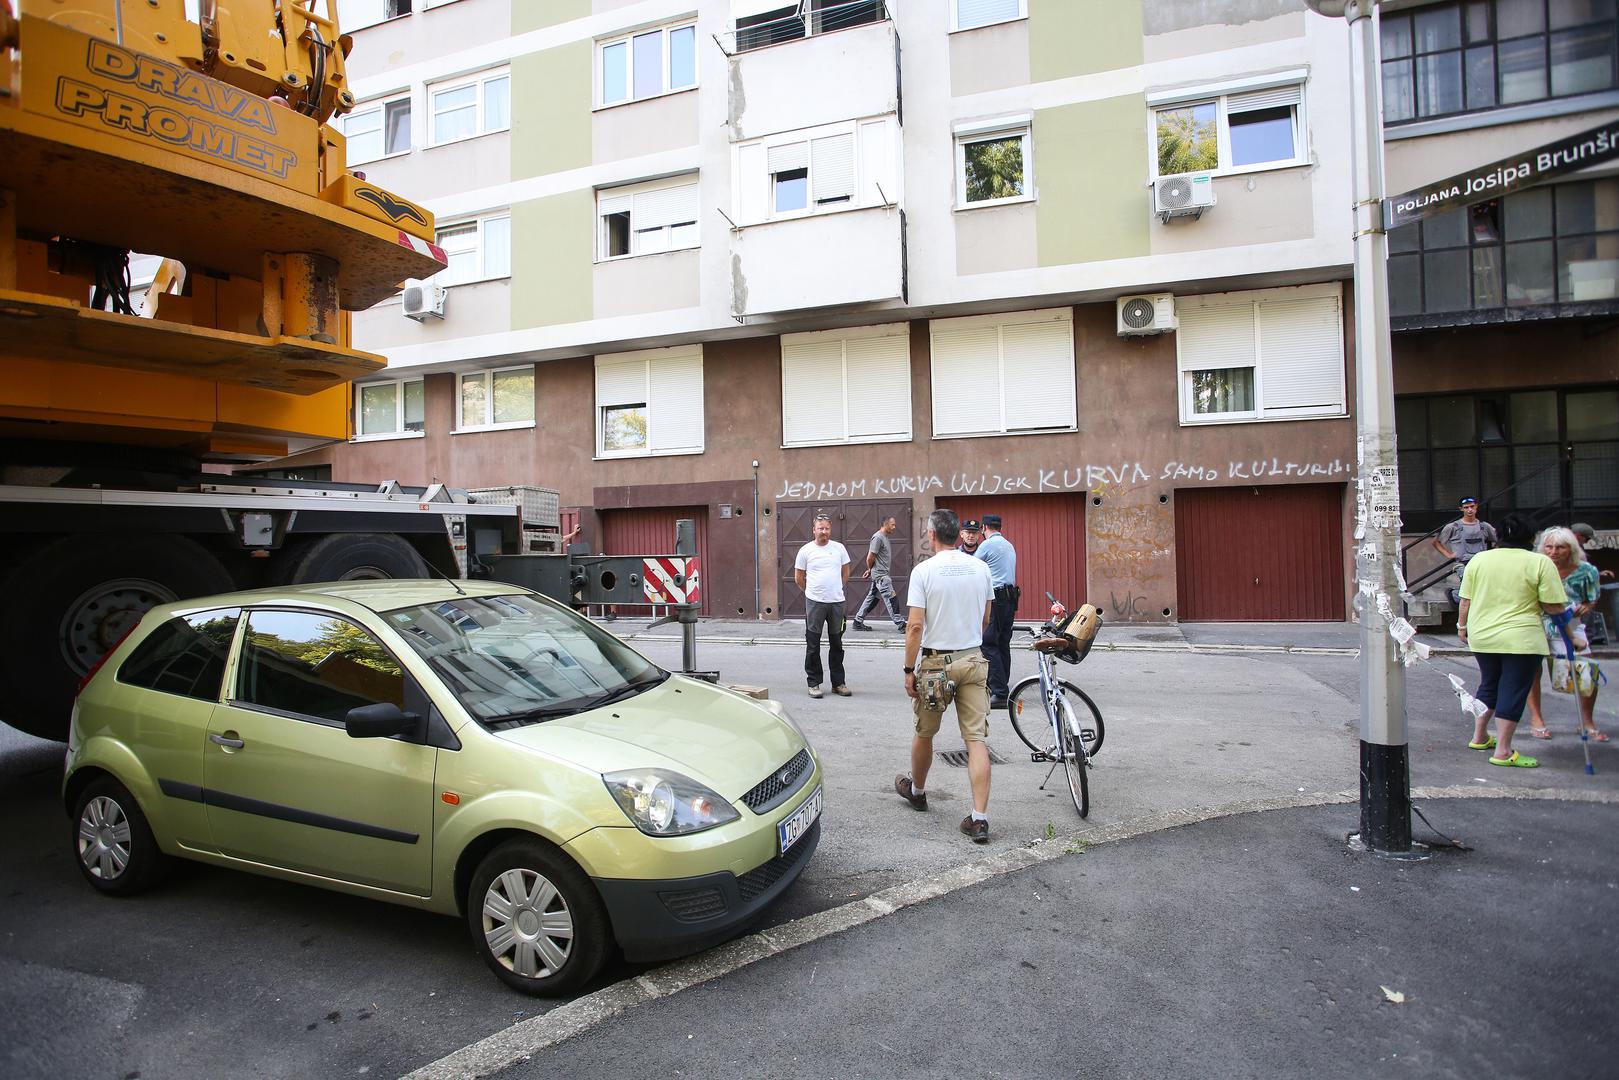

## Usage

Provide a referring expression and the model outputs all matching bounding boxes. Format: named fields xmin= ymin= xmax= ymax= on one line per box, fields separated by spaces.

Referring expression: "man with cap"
xmin=1435 ymin=497 xmax=1497 ymax=603
xmin=958 ymin=519 xmax=983 ymax=557
xmin=973 ymin=514 xmax=1019 ymax=708
xmin=1571 ymin=523 xmax=1616 ymax=582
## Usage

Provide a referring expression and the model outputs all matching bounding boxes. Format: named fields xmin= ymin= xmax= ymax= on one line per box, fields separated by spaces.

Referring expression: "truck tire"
xmin=0 ymin=535 xmax=234 ymax=742
xmin=274 ymin=533 xmax=431 ymax=584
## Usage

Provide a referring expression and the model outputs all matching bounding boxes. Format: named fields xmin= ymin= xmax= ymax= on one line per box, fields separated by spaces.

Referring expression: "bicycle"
xmin=1006 ymin=593 xmax=1105 ymax=818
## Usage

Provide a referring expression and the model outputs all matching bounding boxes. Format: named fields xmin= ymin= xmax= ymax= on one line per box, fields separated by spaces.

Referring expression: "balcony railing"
xmin=721 ymin=0 xmax=889 ymax=55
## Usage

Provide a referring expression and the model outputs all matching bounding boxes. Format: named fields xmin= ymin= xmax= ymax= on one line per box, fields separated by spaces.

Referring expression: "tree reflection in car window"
xmin=118 ymin=608 xmax=241 ymax=701
xmin=239 ymin=610 xmax=405 ymax=722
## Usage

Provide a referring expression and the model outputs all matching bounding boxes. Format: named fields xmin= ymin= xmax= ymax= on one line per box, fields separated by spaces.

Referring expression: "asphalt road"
xmin=3 ymin=635 xmax=1614 ymax=1079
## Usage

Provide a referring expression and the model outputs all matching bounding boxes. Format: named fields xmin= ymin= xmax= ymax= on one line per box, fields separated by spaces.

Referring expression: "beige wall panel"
xmin=343 ymin=0 xmax=512 ymax=77
xmin=353 ymin=279 xmax=511 ymax=351
xmin=1143 ymin=11 xmax=1305 ymax=64
xmin=593 ymin=249 xmax=703 ymax=320
xmin=1149 ymin=167 xmax=1315 ymax=256
xmin=1384 ymin=108 xmax=1619 ymax=192
xmin=948 ymin=19 xmax=1030 ymax=97
xmin=593 ymin=92 xmax=701 ymax=164
xmin=954 ymin=202 xmax=1038 ymax=276
xmin=361 ymin=133 xmax=511 ymax=205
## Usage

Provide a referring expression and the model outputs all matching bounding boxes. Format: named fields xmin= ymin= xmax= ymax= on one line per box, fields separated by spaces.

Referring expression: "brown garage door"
xmin=776 ymin=499 xmax=913 ymax=618
xmin=600 ymin=507 xmax=711 ymax=616
xmin=937 ymin=493 xmax=1087 ymax=622
xmin=1175 ymin=484 xmax=1346 ymax=621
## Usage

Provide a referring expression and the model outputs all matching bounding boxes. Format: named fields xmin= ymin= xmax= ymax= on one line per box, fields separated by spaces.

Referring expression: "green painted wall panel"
xmin=1030 ymin=0 xmax=1142 ymax=82
xmin=512 ymin=0 xmax=590 ymax=35
xmin=512 ymin=43 xmax=592 ymax=179
xmin=511 ymin=192 xmax=594 ymax=329
xmin=1034 ymin=96 xmax=1150 ymax=267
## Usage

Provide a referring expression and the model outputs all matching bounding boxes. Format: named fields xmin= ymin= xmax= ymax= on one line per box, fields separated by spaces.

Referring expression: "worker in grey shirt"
xmin=853 ymin=516 xmax=906 ymax=631
xmin=1436 ymin=496 xmax=1497 ymax=602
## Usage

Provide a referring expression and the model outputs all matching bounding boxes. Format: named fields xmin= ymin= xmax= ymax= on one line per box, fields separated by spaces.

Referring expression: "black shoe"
xmin=960 ymin=815 xmax=989 ymax=843
xmin=989 ymin=697 xmax=1008 ymax=710
xmin=894 ymin=774 xmax=927 ymax=811
xmin=851 ymin=621 xmax=871 ymax=631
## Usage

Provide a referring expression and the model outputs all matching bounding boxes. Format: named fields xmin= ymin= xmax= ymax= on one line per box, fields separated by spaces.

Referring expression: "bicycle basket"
xmin=1050 ymin=603 xmax=1102 ymax=664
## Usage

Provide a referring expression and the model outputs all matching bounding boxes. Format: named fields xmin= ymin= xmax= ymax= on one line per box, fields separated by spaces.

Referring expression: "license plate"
xmin=777 ymin=784 xmax=822 ymax=855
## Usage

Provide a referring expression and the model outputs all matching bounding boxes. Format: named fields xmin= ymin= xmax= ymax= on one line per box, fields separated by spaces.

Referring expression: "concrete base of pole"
xmin=1358 ymin=739 xmax=1414 ymax=851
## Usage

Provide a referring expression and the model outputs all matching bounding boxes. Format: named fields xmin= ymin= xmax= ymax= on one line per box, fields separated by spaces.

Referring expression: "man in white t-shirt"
xmin=893 ymin=508 xmax=995 ymax=843
xmin=794 ymin=514 xmax=852 ymax=699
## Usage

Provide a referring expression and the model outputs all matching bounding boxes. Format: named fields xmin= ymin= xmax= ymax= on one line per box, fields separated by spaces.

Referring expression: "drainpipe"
xmin=752 ymin=460 xmax=762 ymax=620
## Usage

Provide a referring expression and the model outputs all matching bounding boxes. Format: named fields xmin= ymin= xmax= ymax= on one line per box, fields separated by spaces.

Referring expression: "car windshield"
xmin=385 ymin=593 xmax=667 ymax=727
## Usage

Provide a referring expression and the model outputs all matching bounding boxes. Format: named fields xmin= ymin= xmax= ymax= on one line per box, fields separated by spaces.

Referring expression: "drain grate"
xmin=936 ymin=745 xmax=1010 ymax=768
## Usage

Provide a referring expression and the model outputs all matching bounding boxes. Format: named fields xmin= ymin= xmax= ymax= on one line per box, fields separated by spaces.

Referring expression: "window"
xmin=428 ymin=68 xmax=510 ymax=145
xmin=237 ymin=610 xmax=404 ymax=724
xmin=1388 ymin=177 xmax=1619 ymax=322
xmin=1152 ymin=83 xmax=1304 ymax=177
xmin=781 ymin=325 xmax=911 ymax=447
xmin=929 ymin=309 xmax=1074 ymax=438
xmin=956 ymin=121 xmax=1030 ymax=206
xmin=340 ymin=0 xmax=411 ymax=32
xmin=344 ymin=94 xmax=411 ymax=164
xmin=459 ymin=366 xmax=534 ymax=430
xmin=1175 ymin=284 xmax=1346 ymax=424
xmin=118 ymin=609 xmax=241 ymax=702
xmin=596 ymin=177 xmax=699 ymax=259
xmin=433 ymin=214 xmax=511 ymax=286
xmin=355 ymin=378 xmax=425 ymax=439
xmin=735 ymin=118 xmax=892 ymax=224
xmin=594 ymin=348 xmax=704 ymax=457
xmin=1381 ymin=1 xmax=1619 ymax=124
xmin=951 ymin=0 xmax=1025 ymax=32
xmin=732 ymin=1 xmax=888 ymax=51
xmin=599 ymin=22 xmax=696 ymax=105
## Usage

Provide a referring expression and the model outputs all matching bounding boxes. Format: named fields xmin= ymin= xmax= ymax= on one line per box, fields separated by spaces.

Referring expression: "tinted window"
xmin=238 ymin=610 xmax=404 ymax=723
xmin=118 ymin=609 xmax=240 ymax=702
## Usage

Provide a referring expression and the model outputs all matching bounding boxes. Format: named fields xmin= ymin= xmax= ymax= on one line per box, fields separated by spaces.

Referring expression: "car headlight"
xmin=602 ymin=770 xmax=741 ymax=836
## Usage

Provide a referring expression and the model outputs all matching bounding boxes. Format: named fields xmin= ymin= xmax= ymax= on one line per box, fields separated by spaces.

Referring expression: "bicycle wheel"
xmin=1008 ymin=678 xmax=1104 ymax=757
xmin=1059 ymin=697 xmax=1090 ymax=818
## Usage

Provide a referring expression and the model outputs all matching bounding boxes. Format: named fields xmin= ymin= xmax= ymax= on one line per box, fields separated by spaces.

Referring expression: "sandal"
xmin=1528 ymin=726 xmax=1554 ymax=740
xmin=1489 ymin=751 xmax=1539 ymax=768
xmin=1467 ymin=736 xmax=1497 ymax=751
xmin=1580 ymin=728 xmax=1610 ymax=743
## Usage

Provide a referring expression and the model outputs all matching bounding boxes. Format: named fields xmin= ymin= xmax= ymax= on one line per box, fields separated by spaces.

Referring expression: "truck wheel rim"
xmin=337 ymin=565 xmax=391 ymax=580
xmin=60 ymin=578 xmax=178 ymax=674
xmin=482 ymin=868 xmax=574 ymax=980
xmin=78 ymin=796 xmax=132 ymax=880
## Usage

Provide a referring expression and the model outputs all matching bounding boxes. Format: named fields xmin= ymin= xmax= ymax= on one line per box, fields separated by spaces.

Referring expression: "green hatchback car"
xmin=64 ymin=580 xmax=822 ymax=995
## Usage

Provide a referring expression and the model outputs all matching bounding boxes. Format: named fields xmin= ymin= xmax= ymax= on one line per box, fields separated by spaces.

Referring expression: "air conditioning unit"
xmin=401 ymin=278 xmax=446 ymax=321
xmin=1116 ymin=294 xmax=1177 ymax=336
xmin=1153 ymin=173 xmax=1216 ymax=222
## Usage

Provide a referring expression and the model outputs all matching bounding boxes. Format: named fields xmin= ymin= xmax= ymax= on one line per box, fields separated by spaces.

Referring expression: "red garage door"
xmin=1175 ymin=484 xmax=1346 ymax=621
xmin=600 ymin=507 xmax=711 ymax=616
xmin=937 ymin=493 xmax=1087 ymax=622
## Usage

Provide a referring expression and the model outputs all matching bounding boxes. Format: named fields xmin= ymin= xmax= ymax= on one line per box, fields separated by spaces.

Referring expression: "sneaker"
xmin=832 ymin=684 xmax=852 ymax=697
xmin=894 ymin=774 xmax=927 ymax=811
xmin=960 ymin=815 xmax=989 ymax=843
xmin=807 ymin=685 xmax=824 ymax=699
xmin=851 ymin=621 xmax=871 ymax=631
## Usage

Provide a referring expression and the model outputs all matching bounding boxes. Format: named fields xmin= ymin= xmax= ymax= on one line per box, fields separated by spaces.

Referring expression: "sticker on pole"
xmin=643 ymin=556 xmax=700 ymax=605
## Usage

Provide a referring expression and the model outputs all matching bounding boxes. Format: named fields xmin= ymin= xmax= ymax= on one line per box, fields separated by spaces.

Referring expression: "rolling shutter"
xmin=635 ymin=182 xmax=699 ymax=228
xmin=648 ymin=351 xmax=704 ymax=453
xmin=1000 ymin=317 xmax=1075 ymax=432
xmin=1227 ymin=84 xmax=1302 ymax=113
xmin=781 ymin=336 xmax=845 ymax=445
xmin=1257 ymin=295 xmax=1344 ymax=413
xmin=812 ymin=134 xmax=855 ymax=202
xmin=768 ymin=141 xmax=808 ymax=174
xmin=1176 ymin=303 xmax=1257 ymax=372
xmin=844 ymin=332 xmax=911 ymax=439
xmin=596 ymin=358 xmax=647 ymax=407
xmin=931 ymin=324 xmax=1000 ymax=437
xmin=954 ymin=0 xmax=1021 ymax=29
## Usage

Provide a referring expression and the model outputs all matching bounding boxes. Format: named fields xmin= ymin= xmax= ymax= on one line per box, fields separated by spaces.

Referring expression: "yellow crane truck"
xmin=0 ymin=1 xmax=526 ymax=740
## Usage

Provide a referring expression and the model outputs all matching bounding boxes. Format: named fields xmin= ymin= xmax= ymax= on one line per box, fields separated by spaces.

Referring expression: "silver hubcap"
xmin=482 ymin=868 xmax=574 ymax=980
xmin=60 ymin=578 xmax=179 ymax=674
xmin=78 ymin=796 xmax=132 ymax=880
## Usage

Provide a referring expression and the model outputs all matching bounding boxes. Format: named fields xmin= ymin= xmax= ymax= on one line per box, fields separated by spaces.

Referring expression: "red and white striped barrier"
xmin=643 ymin=556 xmax=700 ymax=605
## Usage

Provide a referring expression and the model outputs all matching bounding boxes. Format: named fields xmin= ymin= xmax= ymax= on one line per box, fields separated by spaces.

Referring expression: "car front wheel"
xmin=467 ymin=839 xmax=609 ymax=996
xmin=72 ymin=777 xmax=168 ymax=896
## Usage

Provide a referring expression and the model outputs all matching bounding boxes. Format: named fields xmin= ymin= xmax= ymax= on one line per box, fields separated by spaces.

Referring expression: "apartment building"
xmin=276 ymin=0 xmax=1372 ymax=623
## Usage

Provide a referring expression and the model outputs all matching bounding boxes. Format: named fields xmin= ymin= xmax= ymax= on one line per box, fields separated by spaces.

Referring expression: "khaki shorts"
xmin=912 ymin=649 xmax=990 ymax=743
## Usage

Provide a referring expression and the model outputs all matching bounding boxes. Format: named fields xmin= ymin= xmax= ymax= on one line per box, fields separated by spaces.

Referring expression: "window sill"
xmin=954 ymin=193 xmax=1036 ymax=212
xmin=736 ymin=199 xmax=897 ymax=229
xmin=594 ymin=84 xmax=698 ymax=113
xmin=593 ymin=447 xmax=703 ymax=460
xmin=594 ymin=246 xmax=700 ymax=265
xmin=1178 ymin=411 xmax=1346 ymax=427
xmin=352 ymin=431 xmax=427 ymax=443
xmin=783 ymin=433 xmax=912 ymax=449
xmin=1155 ymin=159 xmax=1310 ymax=184
xmin=949 ymin=16 xmax=1028 ymax=34
xmin=425 ymin=127 xmax=510 ymax=152
xmin=349 ymin=148 xmax=413 ymax=168
xmin=454 ymin=421 xmax=536 ymax=435
xmin=932 ymin=426 xmax=1075 ymax=441
xmin=1384 ymin=89 xmax=1619 ymax=141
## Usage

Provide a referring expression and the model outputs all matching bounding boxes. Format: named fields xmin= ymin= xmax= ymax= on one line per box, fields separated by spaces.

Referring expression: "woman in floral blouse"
xmin=1525 ymin=526 xmax=1605 ymax=741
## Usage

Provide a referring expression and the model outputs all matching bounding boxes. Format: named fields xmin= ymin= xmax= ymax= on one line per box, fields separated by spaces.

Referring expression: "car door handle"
xmin=209 ymin=733 xmax=245 ymax=749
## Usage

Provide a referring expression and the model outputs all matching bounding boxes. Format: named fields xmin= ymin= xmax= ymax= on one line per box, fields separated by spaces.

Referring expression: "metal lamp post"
xmin=1303 ymin=0 xmax=1413 ymax=853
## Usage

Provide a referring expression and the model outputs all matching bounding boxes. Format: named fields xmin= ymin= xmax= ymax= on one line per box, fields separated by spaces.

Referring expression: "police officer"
xmin=974 ymin=513 xmax=1019 ymax=708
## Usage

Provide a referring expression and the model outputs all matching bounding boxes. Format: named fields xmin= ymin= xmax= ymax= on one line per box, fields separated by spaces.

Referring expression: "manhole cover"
xmin=936 ymin=745 xmax=1010 ymax=768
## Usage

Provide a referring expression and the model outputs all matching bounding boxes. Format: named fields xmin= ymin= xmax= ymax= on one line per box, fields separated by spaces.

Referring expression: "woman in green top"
xmin=1524 ymin=526 xmax=1605 ymax=741
xmin=1458 ymin=514 xmax=1568 ymax=768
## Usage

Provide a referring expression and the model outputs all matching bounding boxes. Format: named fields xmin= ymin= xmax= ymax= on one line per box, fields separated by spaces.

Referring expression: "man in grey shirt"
xmin=1436 ymin=496 xmax=1497 ymax=602
xmin=853 ymin=517 xmax=906 ymax=631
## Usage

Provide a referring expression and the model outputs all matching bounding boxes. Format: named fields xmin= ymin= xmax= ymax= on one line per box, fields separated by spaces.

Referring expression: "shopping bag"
xmin=1551 ymin=656 xmax=1602 ymax=697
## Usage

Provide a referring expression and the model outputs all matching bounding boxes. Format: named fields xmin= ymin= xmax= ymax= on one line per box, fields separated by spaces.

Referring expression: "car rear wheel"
xmin=467 ymin=839 xmax=609 ymax=996
xmin=72 ymin=777 xmax=169 ymax=896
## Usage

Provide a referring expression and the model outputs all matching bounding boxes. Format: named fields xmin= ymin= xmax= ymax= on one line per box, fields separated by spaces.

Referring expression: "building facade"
xmin=276 ymin=0 xmax=1385 ymax=623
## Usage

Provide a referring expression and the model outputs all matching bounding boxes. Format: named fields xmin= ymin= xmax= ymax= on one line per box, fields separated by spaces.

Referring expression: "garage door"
xmin=600 ymin=507 xmax=711 ymax=616
xmin=776 ymin=499 xmax=913 ymax=618
xmin=937 ymin=493 xmax=1087 ymax=622
xmin=1175 ymin=484 xmax=1345 ymax=621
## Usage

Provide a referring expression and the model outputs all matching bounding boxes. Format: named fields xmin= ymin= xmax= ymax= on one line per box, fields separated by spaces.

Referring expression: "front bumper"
xmin=592 ymin=820 xmax=820 ymax=962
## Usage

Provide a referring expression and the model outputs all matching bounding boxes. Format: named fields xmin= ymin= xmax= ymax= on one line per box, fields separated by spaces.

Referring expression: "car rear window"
xmin=117 ymin=609 xmax=241 ymax=702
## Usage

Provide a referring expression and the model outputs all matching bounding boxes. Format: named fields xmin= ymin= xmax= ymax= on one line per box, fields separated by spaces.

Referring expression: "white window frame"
xmin=1175 ymin=283 xmax=1346 ymax=427
xmin=432 ymin=213 xmax=511 ymax=287
xmin=954 ymin=116 xmax=1033 ymax=210
xmin=353 ymin=377 xmax=426 ymax=441
xmin=596 ymin=20 xmax=698 ymax=109
xmin=339 ymin=0 xmax=412 ymax=32
xmin=929 ymin=308 xmax=1076 ymax=440
xmin=780 ymin=324 xmax=912 ymax=448
xmin=733 ymin=116 xmax=894 ymax=226
xmin=456 ymin=365 xmax=535 ymax=433
xmin=427 ymin=66 xmax=511 ymax=147
xmin=594 ymin=347 xmax=705 ymax=459
xmin=949 ymin=0 xmax=1027 ymax=33
xmin=343 ymin=90 xmax=412 ymax=165
xmin=595 ymin=175 xmax=700 ymax=262
xmin=1148 ymin=75 xmax=1309 ymax=180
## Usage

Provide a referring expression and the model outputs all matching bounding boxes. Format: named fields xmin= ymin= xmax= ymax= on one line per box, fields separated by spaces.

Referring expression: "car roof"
xmin=161 ymin=578 xmax=535 ymax=616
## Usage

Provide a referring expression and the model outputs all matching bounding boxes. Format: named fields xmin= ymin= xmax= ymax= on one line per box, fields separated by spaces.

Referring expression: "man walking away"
xmin=1435 ymin=496 xmax=1497 ymax=603
xmin=795 ymin=514 xmax=852 ymax=699
xmin=894 ymin=509 xmax=995 ymax=842
xmin=853 ymin=516 xmax=907 ymax=631
xmin=974 ymin=513 xmax=1019 ymax=708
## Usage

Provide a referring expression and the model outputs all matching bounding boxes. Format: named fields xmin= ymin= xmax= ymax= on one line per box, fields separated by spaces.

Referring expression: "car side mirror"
xmin=345 ymin=702 xmax=422 ymax=740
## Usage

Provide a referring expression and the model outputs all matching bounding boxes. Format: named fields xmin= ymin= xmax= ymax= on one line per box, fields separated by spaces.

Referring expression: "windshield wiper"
xmin=484 ymin=703 xmax=588 ymax=728
xmin=589 ymin=670 xmax=670 ymax=709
